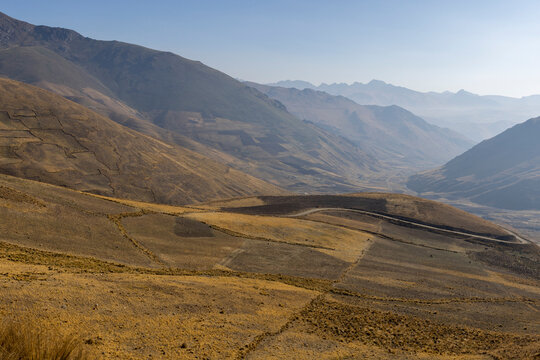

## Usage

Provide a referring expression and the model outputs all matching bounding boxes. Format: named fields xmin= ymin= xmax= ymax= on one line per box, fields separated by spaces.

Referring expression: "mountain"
xmin=247 ymin=83 xmax=472 ymax=176
xmin=268 ymin=80 xmax=316 ymax=89
xmin=0 ymin=78 xmax=284 ymax=204
xmin=407 ymin=117 xmax=540 ymax=210
xmin=0 ymin=12 xmax=383 ymax=193
xmin=271 ymin=79 xmax=540 ymax=142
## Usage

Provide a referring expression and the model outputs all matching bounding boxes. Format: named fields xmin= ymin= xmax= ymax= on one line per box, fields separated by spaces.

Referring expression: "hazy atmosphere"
xmin=3 ymin=0 xmax=540 ymax=97
xmin=0 ymin=2 xmax=539 ymax=359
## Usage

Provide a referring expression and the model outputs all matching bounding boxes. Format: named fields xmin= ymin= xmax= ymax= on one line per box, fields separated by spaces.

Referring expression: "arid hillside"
xmin=1 ymin=173 xmax=538 ymax=359
xmin=408 ymin=117 xmax=540 ymax=210
xmin=210 ymin=193 xmax=514 ymax=240
xmin=0 ymin=12 xmax=385 ymax=193
xmin=0 ymin=78 xmax=283 ymax=204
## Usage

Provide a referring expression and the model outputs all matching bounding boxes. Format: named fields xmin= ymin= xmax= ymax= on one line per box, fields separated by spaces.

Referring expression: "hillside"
xmin=1 ymin=173 xmax=538 ymax=358
xmin=247 ymin=83 xmax=472 ymax=173
xmin=408 ymin=117 xmax=540 ymax=210
xmin=270 ymin=79 xmax=540 ymax=142
xmin=0 ymin=78 xmax=284 ymax=204
xmin=0 ymin=12 xmax=383 ymax=193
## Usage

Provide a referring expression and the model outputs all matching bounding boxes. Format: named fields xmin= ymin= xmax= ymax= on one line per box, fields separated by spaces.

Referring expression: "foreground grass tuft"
xmin=0 ymin=318 xmax=88 ymax=360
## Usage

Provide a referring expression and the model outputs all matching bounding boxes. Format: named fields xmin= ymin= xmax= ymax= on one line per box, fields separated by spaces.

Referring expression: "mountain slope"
xmin=407 ymin=117 xmax=540 ymax=210
xmin=271 ymin=79 xmax=540 ymax=142
xmin=247 ymin=83 xmax=472 ymax=173
xmin=0 ymin=12 xmax=382 ymax=193
xmin=0 ymin=78 xmax=284 ymax=204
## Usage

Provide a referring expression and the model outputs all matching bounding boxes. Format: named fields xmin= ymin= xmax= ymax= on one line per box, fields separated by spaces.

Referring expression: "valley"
xmin=248 ymin=82 xmax=472 ymax=174
xmin=0 ymin=7 xmax=538 ymax=360
xmin=270 ymin=80 xmax=540 ymax=142
xmin=0 ymin=11 xmax=387 ymax=194
xmin=408 ymin=117 xmax=540 ymax=214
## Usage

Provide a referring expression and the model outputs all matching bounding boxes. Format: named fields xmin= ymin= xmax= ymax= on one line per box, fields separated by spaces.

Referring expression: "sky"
xmin=2 ymin=0 xmax=540 ymax=97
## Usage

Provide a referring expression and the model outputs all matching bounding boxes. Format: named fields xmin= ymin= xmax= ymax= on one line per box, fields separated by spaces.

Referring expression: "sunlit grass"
xmin=0 ymin=317 xmax=88 ymax=360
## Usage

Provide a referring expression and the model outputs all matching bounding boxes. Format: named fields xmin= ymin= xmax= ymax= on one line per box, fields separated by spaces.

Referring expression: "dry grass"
xmin=0 ymin=317 xmax=87 ymax=360
xmin=0 ymin=173 xmax=538 ymax=358
xmin=348 ymin=192 xmax=509 ymax=236
xmin=0 ymin=78 xmax=283 ymax=205
xmin=297 ymin=297 xmax=539 ymax=356
xmin=185 ymin=212 xmax=372 ymax=262
xmin=0 ymin=186 xmax=45 ymax=208
xmin=0 ymin=260 xmax=318 ymax=359
xmin=0 ymin=240 xmax=333 ymax=292
xmin=196 ymin=196 xmax=265 ymax=210
xmin=86 ymin=193 xmax=200 ymax=215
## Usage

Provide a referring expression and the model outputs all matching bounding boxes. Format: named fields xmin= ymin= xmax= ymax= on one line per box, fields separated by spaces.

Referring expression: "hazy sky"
xmin=3 ymin=1 xmax=540 ymax=97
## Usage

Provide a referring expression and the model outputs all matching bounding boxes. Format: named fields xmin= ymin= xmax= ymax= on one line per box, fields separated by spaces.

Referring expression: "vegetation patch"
xmin=299 ymin=297 xmax=539 ymax=356
xmin=186 ymin=212 xmax=371 ymax=262
xmin=469 ymin=244 xmax=540 ymax=280
xmin=0 ymin=316 xmax=88 ymax=360
xmin=0 ymin=185 xmax=45 ymax=207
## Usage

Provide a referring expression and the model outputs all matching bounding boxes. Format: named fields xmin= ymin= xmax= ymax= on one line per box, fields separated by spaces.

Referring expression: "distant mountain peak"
xmin=268 ymin=80 xmax=315 ymax=89
xmin=367 ymin=79 xmax=388 ymax=86
xmin=455 ymin=89 xmax=476 ymax=96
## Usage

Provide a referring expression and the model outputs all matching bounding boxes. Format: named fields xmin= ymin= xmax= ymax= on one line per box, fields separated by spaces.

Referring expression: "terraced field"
xmin=0 ymin=174 xmax=538 ymax=359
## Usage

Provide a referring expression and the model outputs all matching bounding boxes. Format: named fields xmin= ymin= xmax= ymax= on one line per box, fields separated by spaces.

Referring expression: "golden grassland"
xmin=0 ymin=315 xmax=88 ymax=360
xmin=0 ymin=174 xmax=539 ymax=359
xmin=185 ymin=212 xmax=372 ymax=262
xmin=0 ymin=260 xmax=318 ymax=359
xmin=1 ymin=254 xmax=538 ymax=359
xmin=190 ymin=196 xmax=266 ymax=210
xmin=86 ymin=193 xmax=202 ymax=215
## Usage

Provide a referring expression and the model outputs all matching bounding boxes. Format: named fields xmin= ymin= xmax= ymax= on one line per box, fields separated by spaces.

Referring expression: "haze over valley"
xmin=270 ymin=79 xmax=540 ymax=142
xmin=0 ymin=3 xmax=539 ymax=359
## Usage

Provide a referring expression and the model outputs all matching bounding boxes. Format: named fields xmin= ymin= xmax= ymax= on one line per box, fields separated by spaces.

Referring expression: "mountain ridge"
xmin=247 ymin=82 xmax=472 ymax=177
xmin=269 ymin=79 xmax=540 ymax=141
xmin=0 ymin=11 xmax=384 ymax=193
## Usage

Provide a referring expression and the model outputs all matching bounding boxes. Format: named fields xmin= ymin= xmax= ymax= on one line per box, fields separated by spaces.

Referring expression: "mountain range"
xmin=247 ymin=82 xmax=472 ymax=180
xmin=0 ymin=10 xmax=538 ymax=359
xmin=270 ymin=80 xmax=540 ymax=142
xmin=0 ymin=11 xmax=382 ymax=194
xmin=1 ymin=11 xmax=538 ymax=217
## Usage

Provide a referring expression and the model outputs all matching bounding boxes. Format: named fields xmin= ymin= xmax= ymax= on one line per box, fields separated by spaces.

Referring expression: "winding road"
xmin=285 ymin=207 xmax=531 ymax=244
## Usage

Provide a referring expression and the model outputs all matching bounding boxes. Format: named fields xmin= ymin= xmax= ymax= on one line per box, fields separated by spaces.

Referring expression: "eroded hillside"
xmin=0 ymin=11 xmax=385 ymax=193
xmin=0 ymin=78 xmax=283 ymax=204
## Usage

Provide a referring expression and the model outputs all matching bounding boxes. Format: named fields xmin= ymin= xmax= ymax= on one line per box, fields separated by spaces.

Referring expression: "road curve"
xmin=285 ymin=208 xmax=530 ymax=245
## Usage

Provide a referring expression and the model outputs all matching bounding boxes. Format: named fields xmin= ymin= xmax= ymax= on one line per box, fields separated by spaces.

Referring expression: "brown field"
xmin=217 ymin=194 xmax=512 ymax=239
xmin=0 ymin=173 xmax=539 ymax=359
xmin=184 ymin=212 xmax=372 ymax=262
